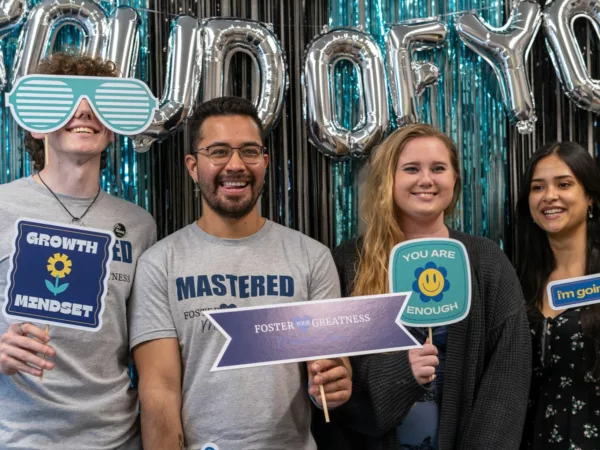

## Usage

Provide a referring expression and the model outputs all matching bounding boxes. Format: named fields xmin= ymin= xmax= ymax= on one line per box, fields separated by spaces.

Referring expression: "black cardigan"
xmin=313 ymin=230 xmax=532 ymax=450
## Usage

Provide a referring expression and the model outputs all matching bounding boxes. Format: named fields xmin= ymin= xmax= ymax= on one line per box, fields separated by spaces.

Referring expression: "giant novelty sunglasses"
xmin=5 ymin=75 xmax=159 ymax=135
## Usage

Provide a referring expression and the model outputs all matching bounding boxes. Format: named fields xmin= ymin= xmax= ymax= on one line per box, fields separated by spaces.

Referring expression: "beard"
xmin=198 ymin=171 xmax=264 ymax=219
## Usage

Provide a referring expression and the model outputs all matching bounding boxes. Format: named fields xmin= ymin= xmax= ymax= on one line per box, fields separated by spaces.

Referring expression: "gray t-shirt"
xmin=129 ymin=221 xmax=341 ymax=450
xmin=0 ymin=176 xmax=157 ymax=450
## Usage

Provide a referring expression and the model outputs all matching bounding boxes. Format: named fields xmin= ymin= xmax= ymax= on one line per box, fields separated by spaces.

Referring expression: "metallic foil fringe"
xmin=0 ymin=1 xmax=597 ymax=254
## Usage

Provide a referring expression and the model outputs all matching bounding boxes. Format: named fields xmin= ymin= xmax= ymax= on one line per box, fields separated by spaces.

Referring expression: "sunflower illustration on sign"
xmin=45 ymin=253 xmax=72 ymax=296
xmin=412 ymin=261 xmax=450 ymax=303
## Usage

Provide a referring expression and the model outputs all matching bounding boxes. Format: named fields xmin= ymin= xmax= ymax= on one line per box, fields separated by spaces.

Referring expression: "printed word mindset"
xmin=14 ymin=294 xmax=94 ymax=317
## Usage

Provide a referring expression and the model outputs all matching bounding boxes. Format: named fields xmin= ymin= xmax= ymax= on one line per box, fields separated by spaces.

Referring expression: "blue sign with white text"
xmin=548 ymin=273 xmax=600 ymax=310
xmin=3 ymin=219 xmax=115 ymax=331
xmin=389 ymin=238 xmax=472 ymax=327
xmin=203 ymin=293 xmax=420 ymax=371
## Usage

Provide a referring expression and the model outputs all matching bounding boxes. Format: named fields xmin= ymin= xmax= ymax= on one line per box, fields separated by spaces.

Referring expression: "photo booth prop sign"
xmin=5 ymin=74 xmax=159 ymax=135
xmin=3 ymin=219 xmax=115 ymax=332
xmin=547 ymin=274 xmax=600 ymax=310
xmin=203 ymin=293 xmax=420 ymax=371
xmin=389 ymin=238 xmax=472 ymax=327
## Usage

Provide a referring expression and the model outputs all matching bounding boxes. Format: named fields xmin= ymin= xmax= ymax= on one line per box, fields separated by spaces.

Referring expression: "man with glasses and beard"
xmin=129 ymin=97 xmax=352 ymax=450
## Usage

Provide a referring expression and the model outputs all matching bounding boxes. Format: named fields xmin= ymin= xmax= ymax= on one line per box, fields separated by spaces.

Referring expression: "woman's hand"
xmin=409 ymin=340 xmax=438 ymax=385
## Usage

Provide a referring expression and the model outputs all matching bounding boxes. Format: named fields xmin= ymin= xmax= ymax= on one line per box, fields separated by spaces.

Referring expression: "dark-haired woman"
xmin=516 ymin=141 xmax=600 ymax=449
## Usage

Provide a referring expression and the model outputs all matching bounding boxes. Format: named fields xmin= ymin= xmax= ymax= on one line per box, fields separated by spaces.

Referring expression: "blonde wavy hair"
xmin=352 ymin=124 xmax=461 ymax=297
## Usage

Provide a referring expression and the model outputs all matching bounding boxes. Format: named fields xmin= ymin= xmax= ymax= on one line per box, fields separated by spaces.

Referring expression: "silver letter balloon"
xmin=457 ymin=0 xmax=542 ymax=134
xmin=0 ymin=0 xmax=27 ymax=89
xmin=11 ymin=0 xmax=109 ymax=83
xmin=134 ymin=17 xmax=287 ymax=151
xmin=303 ymin=26 xmax=389 ymax=158
xmin=132 ymin=15 xmax=202 ymax=152
xmin=385 ymin=20 xmax=447 ymax=128
xmin=202 ymin=18 xmax=287 ymax=134
xmin=543 ymin=0 xmax=600 ymax=113
xmin=105 ymin=6 xmax=141 ymax=78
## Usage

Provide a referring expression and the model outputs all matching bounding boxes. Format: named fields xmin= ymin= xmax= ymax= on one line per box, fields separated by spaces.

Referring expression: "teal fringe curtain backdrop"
xmin=1 ymin=0 xmax=598 ymax=254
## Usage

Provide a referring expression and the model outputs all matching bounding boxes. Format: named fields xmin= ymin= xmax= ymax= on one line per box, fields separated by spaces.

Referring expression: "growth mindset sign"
xmin=3 ymin=219 xmax=115 ymax=331
xmin=203 ymin=293 xmax=420 ymax=371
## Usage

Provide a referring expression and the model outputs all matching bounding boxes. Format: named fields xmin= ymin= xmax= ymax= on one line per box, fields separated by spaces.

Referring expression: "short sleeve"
xmin=129 ymin=248 xmax=177 ymax=350
xmin=309 ymin=248 xmax=341 ymax=301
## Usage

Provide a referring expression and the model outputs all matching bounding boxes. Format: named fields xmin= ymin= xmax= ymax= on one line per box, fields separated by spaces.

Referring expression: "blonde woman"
xmin=315 ymin=124 xmax=531 ymax=450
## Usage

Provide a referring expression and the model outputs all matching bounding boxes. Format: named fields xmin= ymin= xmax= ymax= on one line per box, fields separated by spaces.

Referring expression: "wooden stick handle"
xmin=44 ymin=136 xmax=49 ymax=168
xmin=39 ymin=324 xmax=49 ymax=381
xmin=428 ymin=326 xmax=433 ymax=344
xmin=318 ymin=379 xmax=330 ymax=423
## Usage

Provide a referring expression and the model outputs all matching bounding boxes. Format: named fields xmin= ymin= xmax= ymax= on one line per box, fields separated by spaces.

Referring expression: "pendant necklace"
xmin=37 ymin=173 xmax=101 ymax=226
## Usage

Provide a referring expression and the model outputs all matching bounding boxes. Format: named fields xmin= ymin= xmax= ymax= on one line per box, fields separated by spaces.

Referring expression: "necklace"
xmin=37 ymin=173 xmax=101 ymax=225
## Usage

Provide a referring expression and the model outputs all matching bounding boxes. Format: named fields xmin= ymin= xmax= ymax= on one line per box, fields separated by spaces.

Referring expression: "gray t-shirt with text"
xmin=129 ymin=221 xmax=341 ymax=450
xmin=0 ymin=176 xmax=156 ymax=450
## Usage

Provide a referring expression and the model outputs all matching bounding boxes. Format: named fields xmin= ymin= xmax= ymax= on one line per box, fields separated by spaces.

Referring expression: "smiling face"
xmin=528 ymin=153 xmax=592 ymax=238
xmin=185 ymin=114 xmax=268 ymax=219
xmin=393 ymin=136 xmax=457 ymax=224
xmin=31 ymin=98 xmax=114 ymax=160
xmin=418 ymin=268 xmax=445 ymax=296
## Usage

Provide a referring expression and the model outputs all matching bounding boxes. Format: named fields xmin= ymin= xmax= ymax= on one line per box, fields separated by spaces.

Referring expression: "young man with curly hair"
xmin=0 ymin=53 xmax=156 ymax=449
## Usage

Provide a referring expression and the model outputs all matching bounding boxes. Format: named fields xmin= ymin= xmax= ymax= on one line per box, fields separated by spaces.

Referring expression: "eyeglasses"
xmin=5 ymin=74 xmax=159 ymax=135
xmin=193 ymin=144 xmax=267 ymax=165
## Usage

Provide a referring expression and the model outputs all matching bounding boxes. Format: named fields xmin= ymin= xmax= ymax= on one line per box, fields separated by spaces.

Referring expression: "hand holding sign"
xmin=308 ymin=357 xmax=353 ymax=421
xmin=0 ymin=322 xmax=55 ymax=377
xmin=390 ymin=238 xmax=471 ymax=384
xmin=2 ymin=218 xmax=115 ymax=380
xmin=408 ymin=340 xmax=439 ymax=385
xmin=204 ymin=293 xmax=417 ymax=424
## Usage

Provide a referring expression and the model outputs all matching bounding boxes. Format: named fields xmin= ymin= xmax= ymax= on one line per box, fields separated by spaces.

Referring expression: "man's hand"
xmin=307 ymin=357 xmax=352 ymax=409
xmin=0 ymin=323 xmax=55 ymax=376
xmin=409 ymin=341 xmax=438 ymax=385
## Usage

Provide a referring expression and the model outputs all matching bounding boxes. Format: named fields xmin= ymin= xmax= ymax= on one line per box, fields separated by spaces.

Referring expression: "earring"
xmin=589 ymin=206 xmax=594 ymax=220
xmin=194 ymin=182 xmax=200 ymax=199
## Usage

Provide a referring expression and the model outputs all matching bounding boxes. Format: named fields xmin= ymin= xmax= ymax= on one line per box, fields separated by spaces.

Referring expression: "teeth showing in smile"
xmin=222 ymin=181 xmax=248 ymax=187
xmin=414 ymin=192 xmax=435 ymax=197
xmin=543 ymin=208 xmax=565 ymax=216
xmin=70 ymin=127 xmax=95 ymax=134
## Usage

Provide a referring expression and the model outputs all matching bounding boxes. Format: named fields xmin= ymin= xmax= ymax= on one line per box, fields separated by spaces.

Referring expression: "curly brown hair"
xmin=23 ymin=53 xmax=120 ymax=171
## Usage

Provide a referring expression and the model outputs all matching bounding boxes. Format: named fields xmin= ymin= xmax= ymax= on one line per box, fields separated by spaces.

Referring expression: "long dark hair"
xmin=515 ymin=141 xmax=600 ymax=377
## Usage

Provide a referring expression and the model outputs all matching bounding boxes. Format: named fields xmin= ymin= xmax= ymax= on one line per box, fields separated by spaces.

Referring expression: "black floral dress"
xmin=522 ymin=308 xmax=600 ymax=450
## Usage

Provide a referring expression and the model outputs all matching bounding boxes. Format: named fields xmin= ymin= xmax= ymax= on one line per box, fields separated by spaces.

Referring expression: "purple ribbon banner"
xmin=203 ymin=293 xmax=420 ymax=371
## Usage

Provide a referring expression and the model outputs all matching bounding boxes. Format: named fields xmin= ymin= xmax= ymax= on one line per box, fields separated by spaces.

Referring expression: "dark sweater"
xmin=313 ymin=230 xmax=532 ymax=450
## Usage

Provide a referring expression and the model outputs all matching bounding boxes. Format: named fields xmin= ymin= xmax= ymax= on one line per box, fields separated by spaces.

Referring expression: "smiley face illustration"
xmin=418 ymin=268 xmax=445 ymax=296
xmin=412 ymin=261 xmax=450 ymax=302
